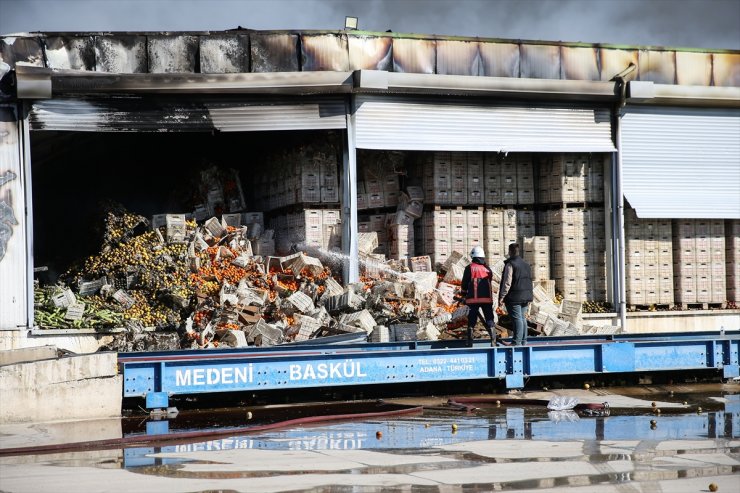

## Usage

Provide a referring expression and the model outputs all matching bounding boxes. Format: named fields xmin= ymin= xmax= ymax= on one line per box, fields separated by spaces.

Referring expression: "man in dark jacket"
xmin=498 ymin=243 xmax=533 ymax=346
xmin=460 ymin=246 xmax=496 ymax=347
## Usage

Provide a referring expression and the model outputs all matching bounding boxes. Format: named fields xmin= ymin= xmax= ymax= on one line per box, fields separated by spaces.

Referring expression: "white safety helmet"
xmin=470 ymin=246 xmax=485 ymax=258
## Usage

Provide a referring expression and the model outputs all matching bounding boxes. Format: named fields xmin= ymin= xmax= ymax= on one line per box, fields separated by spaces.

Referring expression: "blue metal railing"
xmin=118 ymin=331 xmax=740 ymax=409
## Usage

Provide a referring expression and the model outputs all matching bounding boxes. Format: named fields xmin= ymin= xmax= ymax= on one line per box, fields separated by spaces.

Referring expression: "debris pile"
xmin=34 ymin=205 xmax=620 ymax=349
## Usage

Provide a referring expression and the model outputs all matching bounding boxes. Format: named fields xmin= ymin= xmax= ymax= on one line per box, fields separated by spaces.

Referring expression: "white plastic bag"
xmin=547 ymin=396 xmax=579 ymax=411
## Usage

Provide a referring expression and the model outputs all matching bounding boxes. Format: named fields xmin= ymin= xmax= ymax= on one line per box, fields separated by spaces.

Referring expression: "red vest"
xmin=466 ymin=263 xmax=493 ymax=304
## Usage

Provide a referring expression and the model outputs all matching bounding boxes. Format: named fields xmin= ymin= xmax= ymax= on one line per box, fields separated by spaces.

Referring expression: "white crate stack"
xmin=254 ymin=150 xmax=340 ymax=211
xmin=421 ymin=152 xmax=534 ymax=207
xmin=423 ymin=152 xmax=453 ymax=205
xmin=483 ymin=208 xmax=505 ymax=263
xmin=418 ymin=209 xmax=484 ymax=268
xmin=483 ymin=209 xmax=536 ymax=263
xmin=673 ymin=219 xmax=726 ymax=304
xmin=359 ymin=214 xmax=391 ymax=256
xmin=538 ymin=154 xmax=604 ymax=204
xmin=467 ymin=152 xmax=484 ymax=205
xmin=483 ymin=154 xmax=535 ymax=206
xmin=726 ymin=220 xmax=740 ymax=303
xmin=357 ymin=152 xmax=404 ymax=211
xmin=523 ymin=236 xmax=550 ymax=282
xmin=272 ymin=209 xmax=341 ymax=255
xmin=419 ymin=210 xmax=451 ymax=267
xmin=450 ymin=153 xmax=467 ymax=206
xmin=389 ymin=223 xmax=414 ymax=259
xmin=624 ymin=209 xmax=674 ymax=305
xmin=538 ymin=208 xmax=607 ymax=301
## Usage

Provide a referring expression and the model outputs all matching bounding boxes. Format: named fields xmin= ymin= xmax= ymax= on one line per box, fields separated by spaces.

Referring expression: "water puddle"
xmin=3 ymin=387 xmax=738 ymax=492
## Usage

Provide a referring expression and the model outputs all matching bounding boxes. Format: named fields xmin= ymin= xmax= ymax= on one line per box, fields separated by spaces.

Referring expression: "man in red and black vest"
xmin=460 ymin=246 xmax=496 ymax=347
xmin=498 ymin=243 xmax=534 ymax=346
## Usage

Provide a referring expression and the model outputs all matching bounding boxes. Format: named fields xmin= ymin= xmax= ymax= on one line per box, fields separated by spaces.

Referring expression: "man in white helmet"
xmin=459 ymin=245 xmax=496 ymax=347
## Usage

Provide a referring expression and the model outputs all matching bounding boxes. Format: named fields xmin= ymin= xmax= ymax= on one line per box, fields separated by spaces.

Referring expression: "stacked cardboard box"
xmin=417 ymin=209 xmax=484 ymax=267
xmin=726 ymin=220 xmax=740 ymax=302
xmin=359 ymin=214 xmax=391 ymax=256
xmin=253 ymin=148 xmax=340 ymax=211
xmin=483 ymin=209 xmax=536 ymax=263
xmin=389 ymin=224 xmax=414 ymax=259
xmin=483 ymin=153 xmax=535 ymax=205
xmin=673 ymin=219 xmax=726 ymax=304
xmin=272 ymin=209 xmax=341 ymax=255
xmin=418 ymin=152 xmax=534 ymax=207
xmin=538 ymin=208 xmax=607 ymax=301
xmin=624 ymin=209 xmax=674 ymax=305
xmin=538 ymin=154 xmax=604 ymax=204
xmin=523 ymin=236 xmax=550 ymax=282
xmin=357 ymin=151 xmax=404 ymax=210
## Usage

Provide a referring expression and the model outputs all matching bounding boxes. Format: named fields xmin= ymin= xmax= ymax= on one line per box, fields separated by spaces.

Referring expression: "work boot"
xmin=486 ymin=326 xmax=496 ymax=347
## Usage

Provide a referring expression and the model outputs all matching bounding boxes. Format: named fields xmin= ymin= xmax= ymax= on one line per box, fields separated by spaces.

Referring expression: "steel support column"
xmin=342 ymin=98 xmax=359 ymax=283
xmin=21 ymin=101 xmax=34 ymax=329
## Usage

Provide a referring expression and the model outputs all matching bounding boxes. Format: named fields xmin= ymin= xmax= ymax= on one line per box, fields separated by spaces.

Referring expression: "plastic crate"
xmin=391 ymin=323 xmax=418 ymax=342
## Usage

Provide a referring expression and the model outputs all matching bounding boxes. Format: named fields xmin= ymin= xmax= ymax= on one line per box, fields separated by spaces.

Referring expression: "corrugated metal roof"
xmin=2 ymin=30 xmax=738 ymax=101
xmin=29 ymin=97 xmax=347 ymax=132
xmin=354 ymin=96 xmax=615 ymax=152
xmin=621 ymin=106 xmax=740 ymax=219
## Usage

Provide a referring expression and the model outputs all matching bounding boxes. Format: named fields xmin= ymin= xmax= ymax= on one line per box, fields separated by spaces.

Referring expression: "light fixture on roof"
xmin=345 ymin=16 xmax=358 ymax=30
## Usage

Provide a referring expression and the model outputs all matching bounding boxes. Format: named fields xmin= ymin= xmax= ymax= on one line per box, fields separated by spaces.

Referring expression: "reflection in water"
xmin=123 ymin=400 xmax=739 ymax=467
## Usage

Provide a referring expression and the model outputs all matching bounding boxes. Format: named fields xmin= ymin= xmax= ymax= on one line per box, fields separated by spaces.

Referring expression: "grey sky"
xmin=1 ymin=0 xmax=739 ymax=50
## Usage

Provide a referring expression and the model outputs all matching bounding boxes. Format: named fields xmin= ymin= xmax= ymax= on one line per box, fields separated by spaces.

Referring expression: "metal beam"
xmin=14 ymin=65 xmax=355 ymax=98
xmin=356 ymin=70 xmax=620 ymax=102
xmin=628 ymin=81 xmax=740 ymax=108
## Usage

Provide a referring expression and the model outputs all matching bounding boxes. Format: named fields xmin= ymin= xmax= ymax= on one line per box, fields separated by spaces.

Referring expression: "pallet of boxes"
xmin=673 ymin=219 xmax=727 ymax=309
xmin=727 ymin=220 xmax=740 ymax=308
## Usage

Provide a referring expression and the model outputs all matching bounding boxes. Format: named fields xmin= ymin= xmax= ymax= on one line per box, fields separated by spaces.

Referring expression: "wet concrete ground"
xmin=1 ymin=383 xmax=738 ymax=493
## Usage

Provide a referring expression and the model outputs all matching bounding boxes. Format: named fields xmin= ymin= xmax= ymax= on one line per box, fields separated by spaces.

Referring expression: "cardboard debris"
xmin=112 ymin=289 xmax=136 ymax=309
xmin=219 ymin=282 xmax=239 ymax=306
xmin=292 ymin=314 xmax=323 ymax=341
xmin=369 ymin=325 xmax=390 ymax=342
xmin=416 ymin=322 xmax=440 ymax=341
xmin=443 ymin=263 xmax=466 ymax=283
xmin=443 ymin=251 xmax=470 ymax=272
xmin=64 ymin=302 xmax=85 ymax=321
xmin=325 ymin=289 xmax=365 ymax=314
xmin=402 ymin=271 xmax=438 ymax=298
xmin=323 ymin=277 xmax=344 ymax=297
xmin=51 ymin=288 xmax=76 ymax=308
xmin=219 ymin=329 xmax=248 ymax=347
xmin=285 ymin=291 xmax=315 ymax=314
xmin=289 ymin=254 xmax=324 ymax=277
xmin=204 ymin=217 xmax=227 ymax=238
xmin=247 ymin=320 xmax=283 ymax=346
xmin=358 ymin=232 xmax=379 ymax=255
xmin=436 ymin=282 xmax=457 ymax=306
xmin=339 ymin=309 xmax=376 ymax=334
xmin=560 ymin=299 xmax=583 ymax=317
xmin=409 ymin=255 xmax=432 ymax=272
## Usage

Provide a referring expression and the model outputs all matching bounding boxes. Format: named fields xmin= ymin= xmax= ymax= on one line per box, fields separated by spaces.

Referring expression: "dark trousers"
xmin=467 ymin=303 xmax=495 ymax=334
xmin=506 ymin=302 xmax=529 ymax=345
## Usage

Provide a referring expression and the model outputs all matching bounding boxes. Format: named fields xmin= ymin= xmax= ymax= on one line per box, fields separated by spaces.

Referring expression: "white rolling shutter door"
xmin=354 ymin=96 xmax=615 ymax=153
xmin=29 ymin=97 xmax=347 ymax=132
xmin=621 ymin=106 xmax=740 ymax=219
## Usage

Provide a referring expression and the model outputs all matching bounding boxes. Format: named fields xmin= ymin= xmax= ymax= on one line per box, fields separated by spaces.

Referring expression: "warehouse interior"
xmin=29 ymin=125 xmax=612 ymax=301
xmin=28 ymin=129 xmax=341 ymax=281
